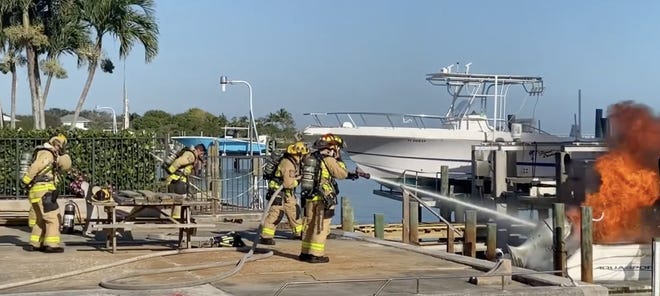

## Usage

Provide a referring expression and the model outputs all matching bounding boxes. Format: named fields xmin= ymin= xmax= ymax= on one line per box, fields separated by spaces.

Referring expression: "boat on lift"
xmin=302 ymin=63 xmax=580 ymax=190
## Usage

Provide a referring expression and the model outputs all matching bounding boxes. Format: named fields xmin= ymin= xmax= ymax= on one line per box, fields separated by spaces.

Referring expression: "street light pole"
xmin=96 ymin=105 xmax=117 ymax=133
xmin=219 ymin=75 xmax=262 ymax=210
xmin=219 ymin=76 xmax=259 ymax=156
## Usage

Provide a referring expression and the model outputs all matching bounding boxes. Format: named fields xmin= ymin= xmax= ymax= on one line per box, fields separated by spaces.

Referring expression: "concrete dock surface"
xmin=0 ymin=219 xmax=612 ymax=296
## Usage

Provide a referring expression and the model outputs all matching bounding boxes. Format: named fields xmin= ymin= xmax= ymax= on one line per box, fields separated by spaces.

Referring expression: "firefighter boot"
xmin=42 ymin=246 xmax=64 ymax=253
xmin=27 ymin=245 xmax=45 ymax=252
xmin=307 ymin=255 xmax=330 ymax=264
xmin=259 ymin=237 xmax=276 ymax=245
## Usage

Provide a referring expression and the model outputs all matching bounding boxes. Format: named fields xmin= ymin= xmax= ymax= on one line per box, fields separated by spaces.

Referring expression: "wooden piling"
xmin=402 ymin=190 xmax=411 ymax=244
xmin=486 ymin=222 xmax=497 ymax=261
xmin=552 ymin=203 xmax=567 ymax=276
xmin=341 ymin=197 xmax=354 ymax=232
xmin=446 ymin=225 xmax=455 ymax=253
xmin=208 ymin=143 xmax=220 ymax=214
xmin=581 ymin=206 xmax=593 ymax=283
xmin=440 ymin=165 xmax=451 ymax=221
xmin=464 ymin=210 xmax=477 ymax=257
xmin=410 ymin=200 xmax=419 ymax=245
xmin=374 ymin=213 xmax=385 ymax=239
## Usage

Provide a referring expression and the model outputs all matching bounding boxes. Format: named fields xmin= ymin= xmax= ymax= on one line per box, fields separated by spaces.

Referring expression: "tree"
xmin=69 ymin=0 xmax=159 ymax=129
xmin=39 ymin=0 xmax=90 ymax=128
xmin=0 ymin=47 xmax=27 ymax=129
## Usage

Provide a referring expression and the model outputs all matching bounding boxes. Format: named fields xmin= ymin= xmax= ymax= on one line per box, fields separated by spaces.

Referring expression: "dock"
xmin=0 ymin=218 xmax=609 ymax=296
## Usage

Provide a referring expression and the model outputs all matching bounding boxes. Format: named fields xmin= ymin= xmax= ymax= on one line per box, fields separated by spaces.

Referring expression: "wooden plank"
xmin=92 ymin=223 xmax=215 ymax=230
xmin=486 ymin=222 xmax=497 ymax=260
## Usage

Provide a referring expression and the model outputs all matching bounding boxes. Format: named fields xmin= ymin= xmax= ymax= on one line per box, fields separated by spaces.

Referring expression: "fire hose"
xmin=0 ymin=185 xmax=284 ymax=292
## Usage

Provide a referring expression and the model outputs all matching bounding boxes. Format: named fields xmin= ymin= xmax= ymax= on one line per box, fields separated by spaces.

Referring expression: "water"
xmin=332 ymin=176 xmax=536 ymax=228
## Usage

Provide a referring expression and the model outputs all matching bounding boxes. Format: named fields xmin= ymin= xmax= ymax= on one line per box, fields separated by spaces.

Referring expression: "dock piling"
xmin=581 ymin=206 xmax=593 ymax=283
xmin=464 ymin=210 xmax=477 ymax=257
xmin=410 ymin=200 xmax=419 ymax=244
xmin=486 ymin=222 xmax=497 ymax=261
xmin=374 ymin=213 xmax=385 ymax=239
xmin=402 ymin=190 xmax=411 ymax=244
xmin=552 ymin=203 xmax=567 ymax=277
xmin=341 ymin=197 xmax=354 ymax=232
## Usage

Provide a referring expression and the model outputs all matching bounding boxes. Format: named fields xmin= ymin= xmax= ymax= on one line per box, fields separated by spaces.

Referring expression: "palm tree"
xmin=39 ymin=0 xmax=90 ymax=128
xmin=1 ymin=0 xmax=49 ymax=129
xmin=69 ymin=0 xmax=159 ymax=129
xmin=0 ymin=0 xmax=29 ymax=129
xmin=0 ymin=48 xmax=27 ymax=129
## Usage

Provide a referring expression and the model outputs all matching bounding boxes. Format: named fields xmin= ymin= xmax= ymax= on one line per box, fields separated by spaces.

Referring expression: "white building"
xmin=60 ymin=114 xmax=91 ymax=130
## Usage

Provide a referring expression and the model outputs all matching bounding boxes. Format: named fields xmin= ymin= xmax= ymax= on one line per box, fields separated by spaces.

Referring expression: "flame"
xmin=583 ymin=101 xmax=660 ymax=243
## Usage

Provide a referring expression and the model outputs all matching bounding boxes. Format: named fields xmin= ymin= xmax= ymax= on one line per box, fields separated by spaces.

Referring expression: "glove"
xmin=347 ymin=172 xmax=359 ymax=180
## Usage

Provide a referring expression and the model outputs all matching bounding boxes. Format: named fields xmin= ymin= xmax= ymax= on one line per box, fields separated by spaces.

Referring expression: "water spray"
xmin=369 ymin=176 xmax=537 ymax=228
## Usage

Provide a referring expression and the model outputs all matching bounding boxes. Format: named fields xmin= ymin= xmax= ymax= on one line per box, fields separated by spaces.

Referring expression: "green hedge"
xmin=0 ymin=128 xmax=161 ymax=197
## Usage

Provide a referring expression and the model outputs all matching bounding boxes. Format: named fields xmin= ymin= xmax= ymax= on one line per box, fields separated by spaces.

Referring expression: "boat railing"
xmin=304 ymin=112 xmax=459 ymax=129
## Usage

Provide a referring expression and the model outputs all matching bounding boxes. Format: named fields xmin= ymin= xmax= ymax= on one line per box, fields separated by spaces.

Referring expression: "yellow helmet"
xmin=286 ymin=141 xmax=309 ymax=155
xmin=332 ymin=135 xmax=345 ymax=148
xmin=49 ymin=134 xmax=67 ymax=147
xmin=56 ymin=154 xmax=72 ymax=172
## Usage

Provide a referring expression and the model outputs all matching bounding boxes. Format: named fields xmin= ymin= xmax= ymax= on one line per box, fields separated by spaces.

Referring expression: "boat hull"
xmin=567 ymin=243 xmax=651 ymax=281
xmin=171 ymin=136 xmax=266 ymax=155
xmin=303 ymin=126 xmax=566 ymax=181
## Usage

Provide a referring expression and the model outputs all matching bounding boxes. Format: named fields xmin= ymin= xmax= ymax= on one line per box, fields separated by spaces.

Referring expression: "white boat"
xmin=567 ymin=243 xmax=651 ymax=281
xmin=302 ymin=64 xmax=579 ymax=187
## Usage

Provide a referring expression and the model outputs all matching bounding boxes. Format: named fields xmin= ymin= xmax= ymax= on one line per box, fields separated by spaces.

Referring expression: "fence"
xmin=0 ymin=136 xmax=162 ymax=198
xmin=0 ymin=135 xmax=266 ymax=215
xmin=188 ymin=154 xmax=267 ymax=215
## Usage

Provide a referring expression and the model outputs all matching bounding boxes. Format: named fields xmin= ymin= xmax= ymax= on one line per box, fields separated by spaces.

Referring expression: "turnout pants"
xmin=168 ymin=180 xmax=187 ymax=219
xmin=300 ymin=199 xmax=333 ymax=257
xmin=262 ymin=193 xmax=302 ymax=239
xmin=28 ymin=201 xmax=36 ymax=227
xmin=29 ymin=190 xmax=61 ymax=248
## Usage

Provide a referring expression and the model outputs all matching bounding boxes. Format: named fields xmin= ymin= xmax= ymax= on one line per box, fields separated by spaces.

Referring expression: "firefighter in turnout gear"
xmin=260 ymin=141 xmax=309 ymax=245
xmin=22 ymin=134 xmax=72 ymax=253
xmin=299 ymin=134 xmax=360 ymax=263
xmin=165 ymin=144 xmax=206 ymax=219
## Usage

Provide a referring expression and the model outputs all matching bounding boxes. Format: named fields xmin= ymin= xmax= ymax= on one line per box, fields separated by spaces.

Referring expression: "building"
xmin=60 ymin=114 xmax=91 ymax=130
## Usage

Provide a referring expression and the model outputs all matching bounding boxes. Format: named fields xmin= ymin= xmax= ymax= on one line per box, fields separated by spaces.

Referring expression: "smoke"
xmin=607 ymin=101 xmax=660 ymax=171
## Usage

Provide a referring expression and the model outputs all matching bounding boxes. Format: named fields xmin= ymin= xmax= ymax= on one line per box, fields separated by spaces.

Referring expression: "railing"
xmin=304 ymin=112 xmax=454 ymax=129
xmin=273 ymin=270 xmax=566 ymax=296
xmin=304 ymin=112 xmax=565 ymax=136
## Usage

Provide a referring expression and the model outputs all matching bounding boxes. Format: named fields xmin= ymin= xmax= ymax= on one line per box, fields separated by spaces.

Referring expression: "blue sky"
xmin=1 ymin=0 xmax=659 ymax=134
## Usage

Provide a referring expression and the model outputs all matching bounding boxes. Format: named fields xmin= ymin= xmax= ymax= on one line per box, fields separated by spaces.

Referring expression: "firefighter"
xmin=21 ymin=134 xmax=72 ymax=253
xmin=299 ymin=134 xmax=360 ymax=263
xmin=260 ymin=141 xmax=309 ymax=245
xmin=165 ymin=143 xmax=206 ymax=219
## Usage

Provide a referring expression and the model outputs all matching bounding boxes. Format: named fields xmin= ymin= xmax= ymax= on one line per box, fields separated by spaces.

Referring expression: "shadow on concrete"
xmin=0 ymin=234 xmax=29 ymax=247
xmin=271 ymin=249 xmax=303 ymax=261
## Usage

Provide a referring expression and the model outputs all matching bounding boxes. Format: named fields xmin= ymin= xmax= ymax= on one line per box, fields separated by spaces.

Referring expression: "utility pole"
xmin=123 ymin=61 xmax=129 ymax=130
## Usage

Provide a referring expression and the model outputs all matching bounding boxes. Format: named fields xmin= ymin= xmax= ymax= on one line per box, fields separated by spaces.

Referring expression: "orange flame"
xmin=583 ymin=101 xmax=660 ymax=243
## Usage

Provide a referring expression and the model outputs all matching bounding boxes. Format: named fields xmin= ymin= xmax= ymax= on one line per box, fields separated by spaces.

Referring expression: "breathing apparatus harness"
xmin=162 ymin=147 xmax=197 ymax=177
xmin=21 ymin=144 xmax=65 ymax=212
xmin=265 ymin=154 xmax=299 ymax=206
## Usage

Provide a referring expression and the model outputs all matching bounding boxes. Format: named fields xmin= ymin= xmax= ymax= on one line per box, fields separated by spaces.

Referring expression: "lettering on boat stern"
xmin=407 ymin=138 xmax=427 ymax=143
xmin=595 ymin=265 xmax=652 ymax=271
